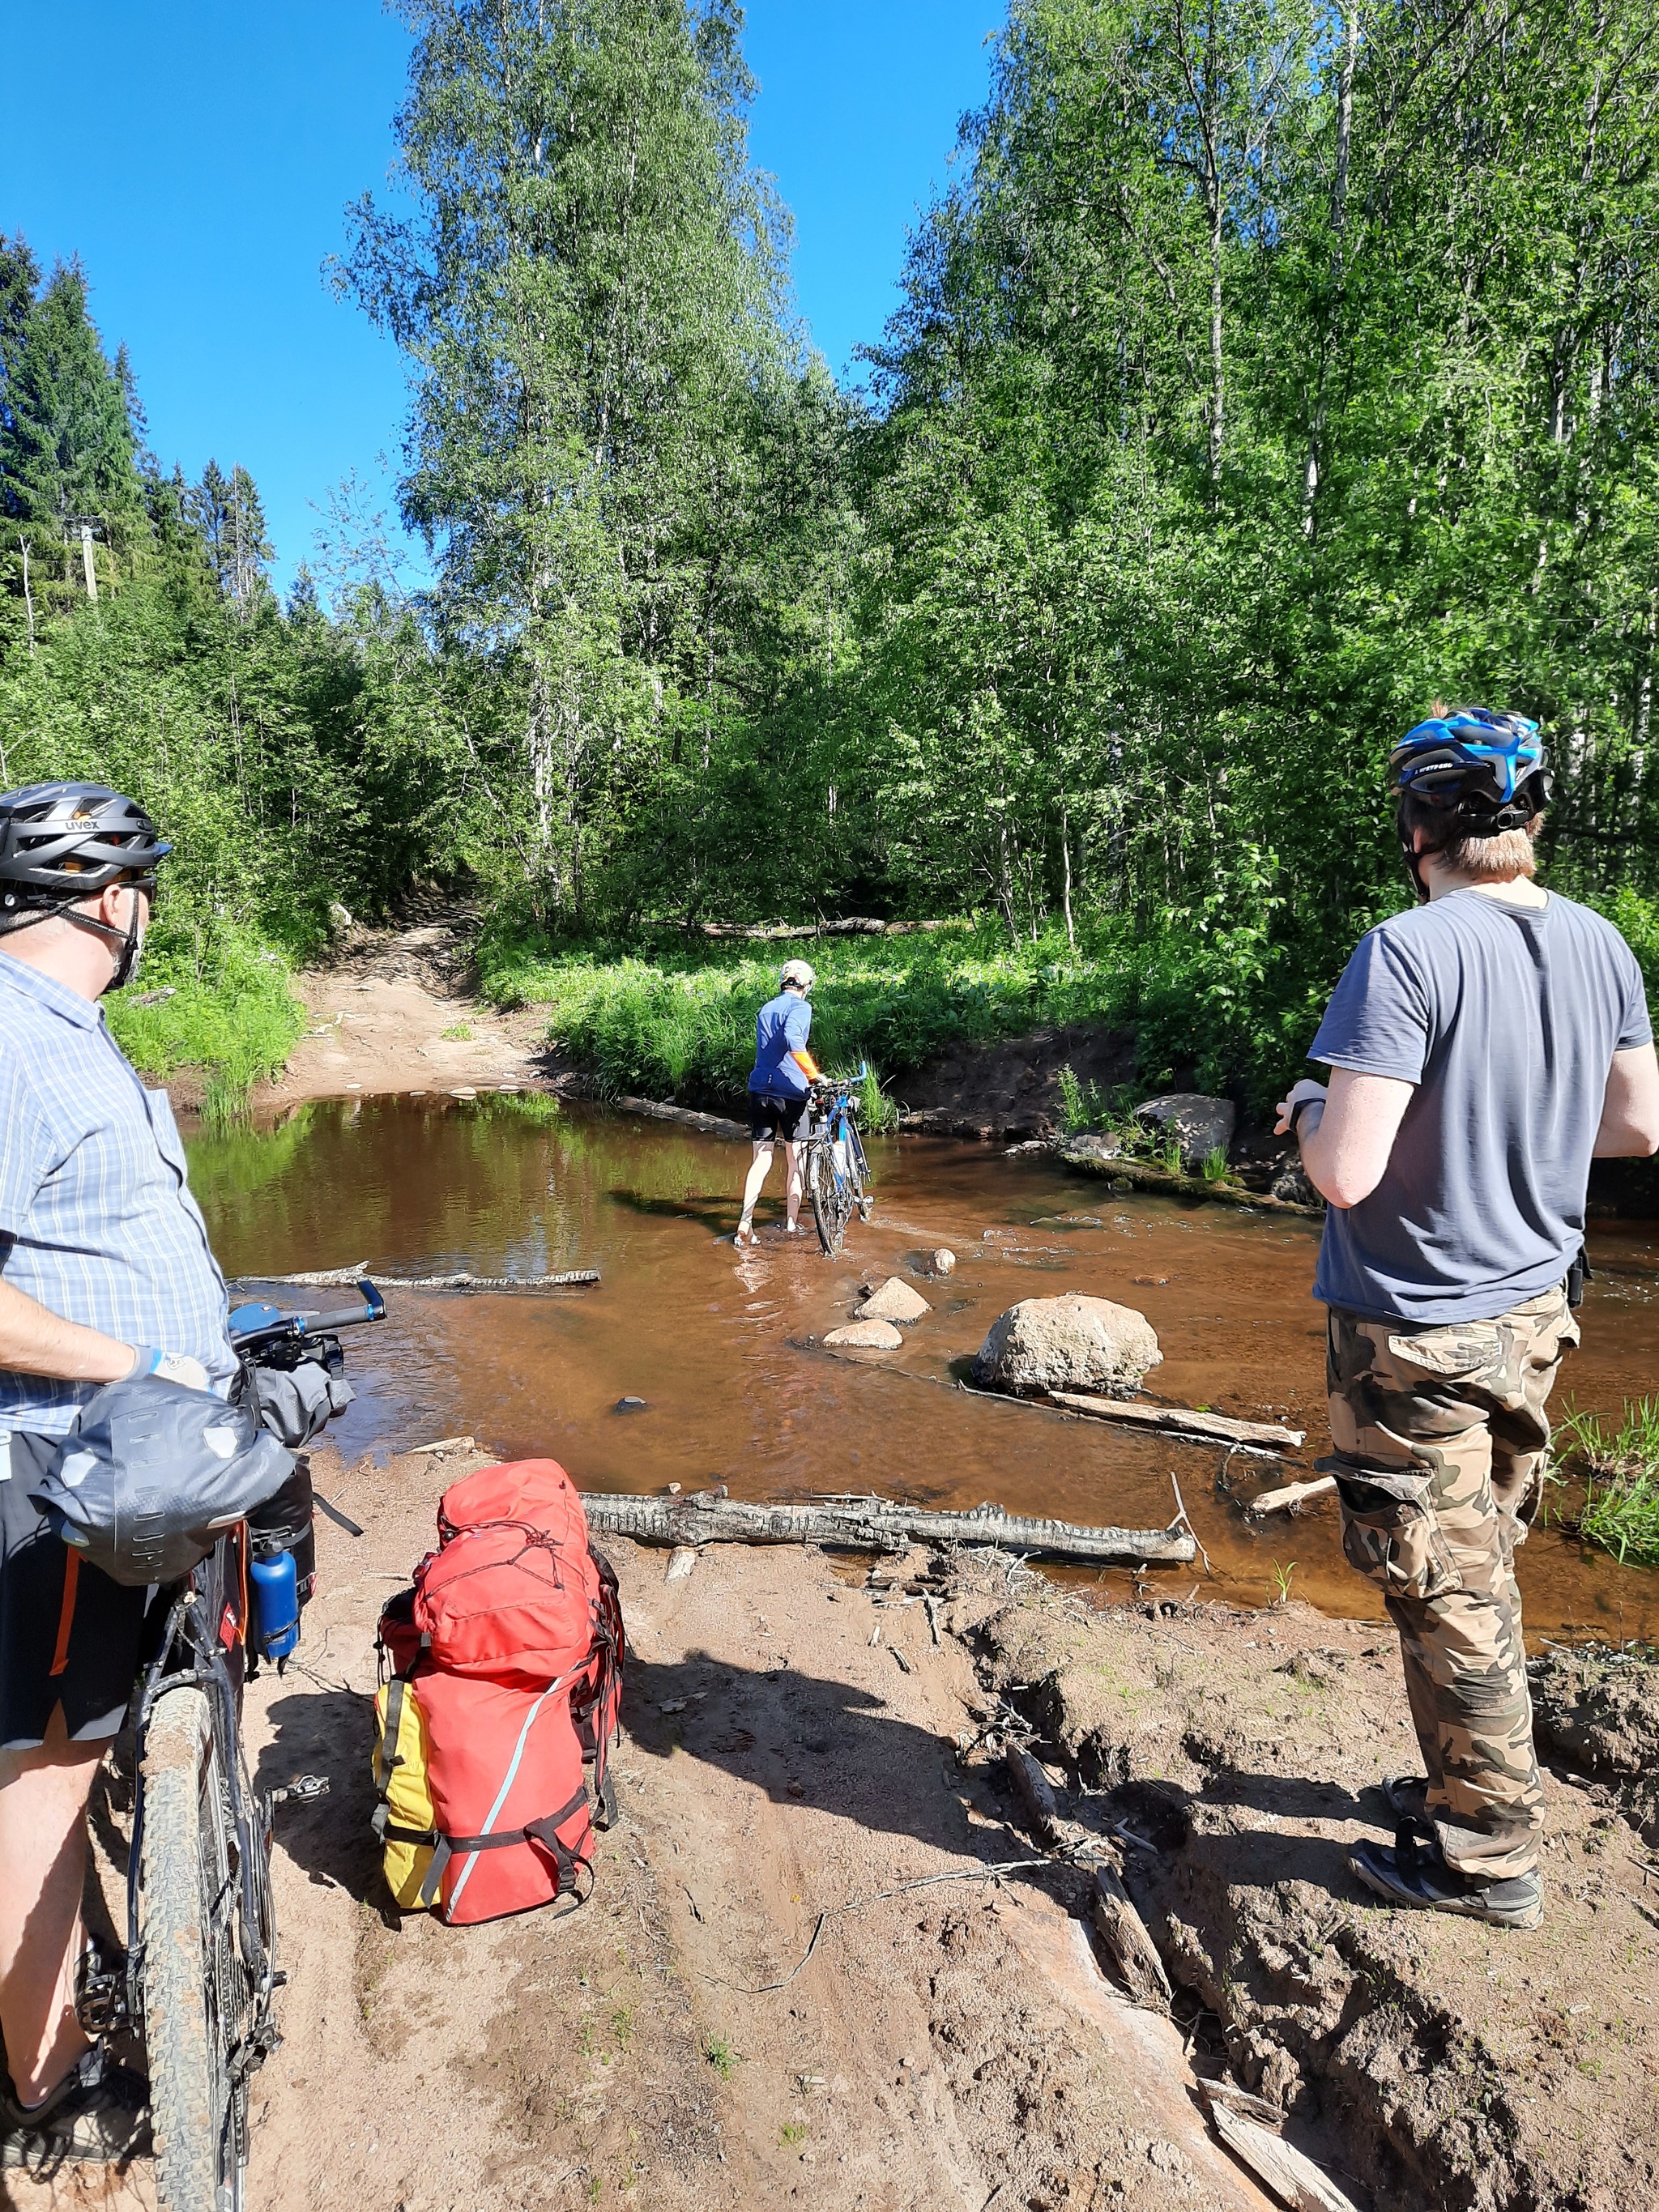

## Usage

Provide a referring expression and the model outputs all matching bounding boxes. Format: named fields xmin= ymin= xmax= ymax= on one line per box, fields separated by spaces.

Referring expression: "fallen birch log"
xmin=259 ymin=1264 xmax=599 ymax=1289
xmin=578 ymin=1491 xmax=1195 ymax=1566
xmin=1047 ymin=1392 xmax=1304 ymax=1451
xmin=1245 ymin=1473 xmax=1337 ymax=1518
xmin=1208 ymin=2104 xmax=1359 ymax=2212
xmin=1090 ymin=1863 xmax=1174 ymax=2012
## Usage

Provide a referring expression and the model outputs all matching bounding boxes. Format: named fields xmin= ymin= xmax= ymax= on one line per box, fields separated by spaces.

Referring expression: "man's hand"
xmin=127 ymin=1347 xmax=211 ymax=1392
xmin=1274 ymin=1078 xmax=1328 ymax=1138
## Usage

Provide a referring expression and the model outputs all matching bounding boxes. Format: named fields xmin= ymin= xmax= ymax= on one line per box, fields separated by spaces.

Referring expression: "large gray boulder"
xmin=972 ymin=1294 xmax=1162 ymax=1398
xmin=1134 ymin=1093 xmax=1236 ymax=1169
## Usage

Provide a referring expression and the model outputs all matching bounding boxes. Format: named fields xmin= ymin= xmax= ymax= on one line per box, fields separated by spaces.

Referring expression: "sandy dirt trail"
xmin=5 ymin=1445 xmax=1282 ymax=2212
xmin=10 ymin=1443 xmax=1659 ymax=2212
xmin=252 ymin=911 xmax=546 ymax=1112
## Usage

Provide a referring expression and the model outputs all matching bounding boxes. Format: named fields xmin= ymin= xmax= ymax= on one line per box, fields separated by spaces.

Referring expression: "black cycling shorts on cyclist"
xmin=736 ymin=959 xmax=822 ymax=1247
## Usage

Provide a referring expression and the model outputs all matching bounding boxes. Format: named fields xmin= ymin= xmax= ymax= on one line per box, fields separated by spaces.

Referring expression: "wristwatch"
xmin=1288 ymin=1095 xmax=1321 ymax=1141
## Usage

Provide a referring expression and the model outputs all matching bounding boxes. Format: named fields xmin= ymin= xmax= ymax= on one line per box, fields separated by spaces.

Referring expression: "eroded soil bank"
xmin=20 ymin=1446 xmax=1658 ymax=2212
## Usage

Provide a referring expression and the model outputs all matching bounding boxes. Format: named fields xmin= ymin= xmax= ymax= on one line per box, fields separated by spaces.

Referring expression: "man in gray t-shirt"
xmin=1277 ymin=707 xmax=1659 ymax=1931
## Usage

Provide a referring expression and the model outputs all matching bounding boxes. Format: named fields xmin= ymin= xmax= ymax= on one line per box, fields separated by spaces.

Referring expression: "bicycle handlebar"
xmin=230 ymin=1278 xmax=386 ymax=1353
xmin=810 ymin=1061 xmax=870 ymax=1093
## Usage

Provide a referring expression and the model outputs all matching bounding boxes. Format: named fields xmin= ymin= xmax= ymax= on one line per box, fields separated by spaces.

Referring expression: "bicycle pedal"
xmin=270 ymin=1772 xmax=331 ymax=1805
xmin=74 ymin=1946 xmax=131 ymax=2039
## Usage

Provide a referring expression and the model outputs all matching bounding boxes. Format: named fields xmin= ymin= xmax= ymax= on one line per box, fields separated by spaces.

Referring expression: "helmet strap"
xmin=1399 ymin=832 xmax=1431 ymax=905
xmin=66 ymin=901 xmax=146 ymax=991
xmin=0 ymin=888 xmax=147 ymax=987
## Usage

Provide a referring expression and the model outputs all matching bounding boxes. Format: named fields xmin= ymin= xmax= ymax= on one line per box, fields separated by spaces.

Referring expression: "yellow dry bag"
xmin=371 ymin=1675 xmax=437 ymax=1910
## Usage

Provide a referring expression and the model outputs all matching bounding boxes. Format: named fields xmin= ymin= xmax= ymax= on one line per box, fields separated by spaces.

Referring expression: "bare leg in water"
xmin=736 ymin=1140 xmax=803 ymax=1244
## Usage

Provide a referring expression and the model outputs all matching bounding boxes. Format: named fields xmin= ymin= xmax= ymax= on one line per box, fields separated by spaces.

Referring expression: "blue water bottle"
xmin=249 ymin=1550 xmax=301 ymax=1666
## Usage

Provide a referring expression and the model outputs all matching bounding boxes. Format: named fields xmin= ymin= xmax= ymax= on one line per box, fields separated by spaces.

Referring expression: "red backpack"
xmin=372 ymin=1460 xmax=625 ymax=1925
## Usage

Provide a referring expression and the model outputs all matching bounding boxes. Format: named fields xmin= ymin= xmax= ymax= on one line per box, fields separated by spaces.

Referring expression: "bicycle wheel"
xmin=847 ymin=1120 xmax=873 ymax=1221
xmin=806 ymin=1141 xmax=848 ymax=1257
xmin=139 ymin=1687 xmax=248 ymax=2212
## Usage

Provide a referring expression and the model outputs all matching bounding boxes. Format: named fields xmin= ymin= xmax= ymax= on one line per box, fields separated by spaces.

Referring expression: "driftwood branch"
xmin=1005 ymin=1745 xmax=1065 ymax=1846
xmin=580 ymin=1491 xmax=1196 ymax=1566
xmin=1047 ymin=1392 xmax=1304 ymax=1450
xmin=258 ymin=1264 xmax=599 ymax=1289
xmin=1090 ymin=1863 xmax=1174 ymax=2012
xmin=1208 ymin=2104 xmax=1359 ymax=2211
xmin=1246 ymin=1473 xmax=1337 ymax=1518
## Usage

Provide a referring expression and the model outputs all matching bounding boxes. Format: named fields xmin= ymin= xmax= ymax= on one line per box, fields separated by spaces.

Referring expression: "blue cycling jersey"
xmin=747 ymin=991 xmax=812 ymax=1097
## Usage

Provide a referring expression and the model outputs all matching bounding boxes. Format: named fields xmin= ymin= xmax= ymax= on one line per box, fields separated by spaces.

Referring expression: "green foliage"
xmin=477 ymin=915 xmax=1289 ymax=1104
xmin=857 ymin=1065 xmax=898 ymax=1134
xmin=104 ymin=930 xmax=305 ymax=1106
xmin=702 ymin=2037 xmax=740 ymax=2081
xmin=337 ymin=0 xmax=861 ymax=927
xmin=1557 ymin=1398 xmax=1659 ymax=1567
xmin=16 ymin=0 xmax=1659 ymax=1114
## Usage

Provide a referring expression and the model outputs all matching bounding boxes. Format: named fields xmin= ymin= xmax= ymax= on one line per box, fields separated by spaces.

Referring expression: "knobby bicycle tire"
xmin=806 ymin=1140 xmax=849 ymax=1257
xmin=139 ymin=1687 xmax=245 ymax=2212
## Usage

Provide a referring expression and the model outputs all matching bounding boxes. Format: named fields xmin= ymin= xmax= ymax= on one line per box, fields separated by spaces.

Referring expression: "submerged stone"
xmin=825 ymin=1319 xmax=904 ymax=1350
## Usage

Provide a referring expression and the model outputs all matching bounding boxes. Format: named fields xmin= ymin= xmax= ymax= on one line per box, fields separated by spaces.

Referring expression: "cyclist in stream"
xmin=735 ymin=957 xmax=823 ymax=1247
xmin=1276 ymin=708 xmax=1659 ymax=1930
xmin=0 ymin=783 xmax=235 ymax=2165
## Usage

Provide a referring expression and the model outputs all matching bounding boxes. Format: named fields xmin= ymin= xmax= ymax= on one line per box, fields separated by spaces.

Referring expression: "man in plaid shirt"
xmin=0 ymin=784 xmax=235 ymax=2168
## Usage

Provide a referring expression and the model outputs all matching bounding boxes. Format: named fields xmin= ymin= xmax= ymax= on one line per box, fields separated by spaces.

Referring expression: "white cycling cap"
xmin=780 ymin=958 xmax=817 ymax=990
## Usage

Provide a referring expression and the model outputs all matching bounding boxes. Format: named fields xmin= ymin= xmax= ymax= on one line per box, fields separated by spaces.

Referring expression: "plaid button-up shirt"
xmin=0 ymin=955 xmax=235 ymax=1436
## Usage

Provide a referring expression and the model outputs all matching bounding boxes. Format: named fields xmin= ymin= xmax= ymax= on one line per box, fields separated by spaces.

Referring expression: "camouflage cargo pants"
xmin=1324 ymin=1285 xmax=1579 ymax=1882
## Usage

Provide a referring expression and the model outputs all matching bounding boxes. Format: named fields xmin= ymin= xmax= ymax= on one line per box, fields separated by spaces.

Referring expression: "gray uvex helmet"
xmin=0 ymin=782 xmax=171 ymax=910
xmin=15 ymin=1377 xmax=294 ymax=1588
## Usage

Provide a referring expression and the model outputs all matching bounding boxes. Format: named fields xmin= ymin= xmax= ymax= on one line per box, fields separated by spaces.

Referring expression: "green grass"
xmin=702 ymin=2036 xmax=740 ymax=2081
xmin=1555 ymin=1397 xmax=1659 ymax=1566
xmin=476 ymin=911 xmax=1317 ymax=1114
xmin=105 ymin=924 xmax=305 ymax=1123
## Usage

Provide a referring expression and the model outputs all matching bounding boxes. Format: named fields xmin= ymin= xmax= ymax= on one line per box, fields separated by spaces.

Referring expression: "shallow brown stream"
xmin=188 ymin=1093 xmax=1659 ymax=1639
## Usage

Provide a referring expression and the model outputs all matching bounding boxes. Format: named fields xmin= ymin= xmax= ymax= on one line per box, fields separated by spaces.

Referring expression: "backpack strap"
xmin=371 ymin=1676 xmax=438 ymax=1848
xmin=416 ymin=1787 xmax=594 ymax=1909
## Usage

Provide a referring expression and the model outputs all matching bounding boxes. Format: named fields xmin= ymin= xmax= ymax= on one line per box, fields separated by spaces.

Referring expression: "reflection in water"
xmin=187 ymin=1094 xmax=1659 ymax=1639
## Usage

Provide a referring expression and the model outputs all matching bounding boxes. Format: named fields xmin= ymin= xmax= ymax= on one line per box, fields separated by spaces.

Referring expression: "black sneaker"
xmin=1349 ymin=1827 xmax=1542 ymax=1930
xmin=0 ymin=2046 xmax=151 ymax=2170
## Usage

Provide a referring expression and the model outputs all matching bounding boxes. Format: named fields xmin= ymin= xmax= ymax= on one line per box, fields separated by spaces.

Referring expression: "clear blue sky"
xmin=0 ymin=2 xmax=1002 ymax=593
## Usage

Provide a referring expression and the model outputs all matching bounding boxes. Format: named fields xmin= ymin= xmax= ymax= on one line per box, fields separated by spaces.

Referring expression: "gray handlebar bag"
xmin=245 ymin=1359 xmax=353 ymax=1449
xmin=16 ymin=1376 xmax=296 ymax=1588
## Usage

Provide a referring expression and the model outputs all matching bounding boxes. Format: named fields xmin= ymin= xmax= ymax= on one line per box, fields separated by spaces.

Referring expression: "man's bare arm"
xmin=0 ymin=1280 xmax=133 ymax=1384
xmin=1593 ymin=1043 xmax=1659 ymax=1157
xmin=1275 ymin=1068 xmax=1415 ymax=1210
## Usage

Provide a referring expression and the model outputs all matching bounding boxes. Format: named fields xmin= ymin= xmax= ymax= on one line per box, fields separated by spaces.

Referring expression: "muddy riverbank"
xmin=25 ymin=1443 xmax=1659 ymax=2212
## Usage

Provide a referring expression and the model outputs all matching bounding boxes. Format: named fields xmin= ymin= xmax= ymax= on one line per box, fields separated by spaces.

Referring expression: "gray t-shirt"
xmin=1309 ymin=889 xmax=1652 ymax=1323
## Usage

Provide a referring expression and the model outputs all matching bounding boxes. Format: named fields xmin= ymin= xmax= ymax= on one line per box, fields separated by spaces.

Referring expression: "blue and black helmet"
xmin=1387 ymin=707 xmax=1550 ymax=827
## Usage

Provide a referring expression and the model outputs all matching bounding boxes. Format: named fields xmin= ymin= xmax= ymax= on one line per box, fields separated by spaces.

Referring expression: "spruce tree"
xmin=0 ymin=260 xmax=146 ymax=595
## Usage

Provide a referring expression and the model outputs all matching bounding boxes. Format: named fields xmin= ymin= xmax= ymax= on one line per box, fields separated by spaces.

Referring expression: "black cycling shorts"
xmin=0 ymin=1471 xmax=152 ymax=1750
xmin=748 ymin=1092 xmax=808 ymax=1144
